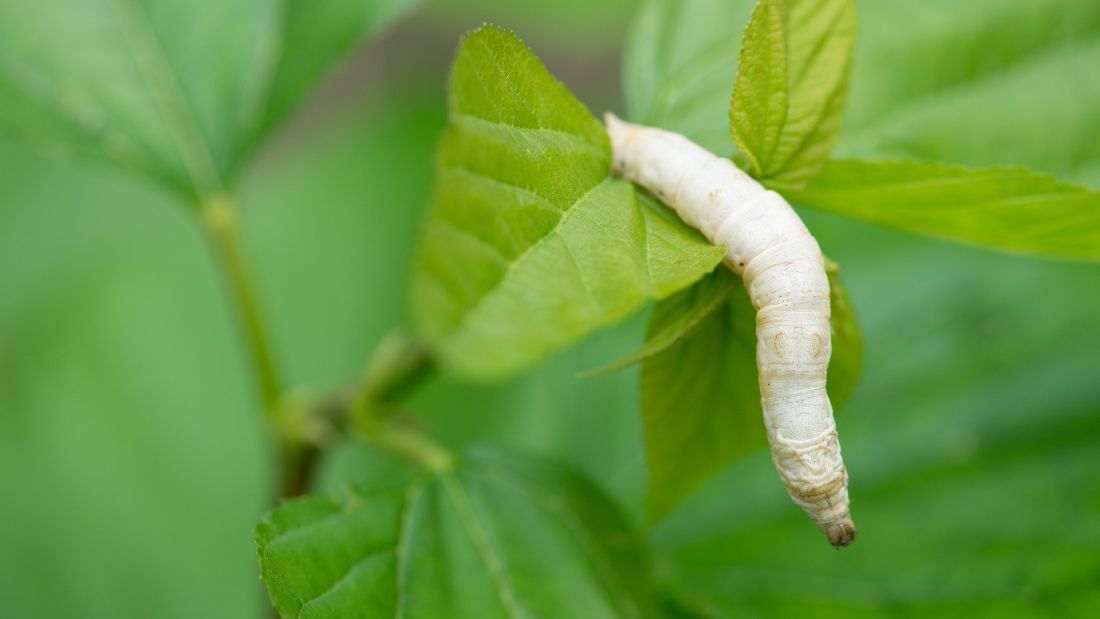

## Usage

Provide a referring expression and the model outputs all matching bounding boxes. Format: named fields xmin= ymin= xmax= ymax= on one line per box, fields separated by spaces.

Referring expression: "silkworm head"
xmin=826 ymin=517 xmax=857 ymax=548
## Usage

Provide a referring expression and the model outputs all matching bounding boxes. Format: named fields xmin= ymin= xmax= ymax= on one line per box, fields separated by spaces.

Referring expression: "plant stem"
xmin=350 ymin=330 xmax=434 ymax=428
xmin=201 ymin=195 xmax=282 ymax=412
xmin=201 ymin=196 xmax=310 ymax=499
xmin=368 ymin=422 xmax=454 ymax=472
xmin=278 ymin=443 xmax=317 ymax=499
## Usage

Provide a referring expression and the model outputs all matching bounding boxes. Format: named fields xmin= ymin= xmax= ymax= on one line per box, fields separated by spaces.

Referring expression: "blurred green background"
xmin=1 ymin=0 xmax=1098 ymax=617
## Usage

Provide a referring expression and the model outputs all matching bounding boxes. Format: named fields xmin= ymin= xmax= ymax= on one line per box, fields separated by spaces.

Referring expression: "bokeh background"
xmin=1 ymin=0 xmax=1098 ymax=617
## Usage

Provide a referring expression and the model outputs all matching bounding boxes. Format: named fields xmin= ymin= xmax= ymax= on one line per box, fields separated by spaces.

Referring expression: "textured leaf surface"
xmin=258 ymin=449 xmax=659 ymax=619
xmin=791 ymin=159 xmax=1100 ymax=260
xmin=410 ymin=25 xmax=724 ymax=380
xmin=641 ymin=263 xmax=861 ymax=520
xmin=730 ymin=0 xmax=856 ymax=189
xmin=0 ymin=0 xmax=418 ymax=200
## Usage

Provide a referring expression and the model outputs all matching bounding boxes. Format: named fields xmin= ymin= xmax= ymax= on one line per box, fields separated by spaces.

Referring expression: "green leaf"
xmin=823 ymin=259 xmax=862 ymax=408
xmin=729 ymin=0 xmax=787 ymax=179
xmin=623 ymin=0 xmax=757 ymax=154
xmin=409 ymin=25 xmax=725 ymax=380
xmin=257 ymin=448 xmax=660 ymax=619
xmin=641 ymin=284 xmax=763 ymax=522
xmin=651 ymin=235 xmax=1100 ymax=618
xmin=581 ymin=267 xmax=740 ymax=377
xmin=253 ymin=0 xmax=421 ymax=150
xmin=839 ymin=1 xmax=1100 ymax=188
xmin=627 ymin=1 xmax=1100 ymax=187
xmin=0 ymin=0 xmax=419 ymax=201
xmin=641 ymin=261 xmax=861 ymax=521
xmin=730 ymin=0 xmax=857 ymax=189
xmin=790 ymin=159 xmax=1100 ymax=260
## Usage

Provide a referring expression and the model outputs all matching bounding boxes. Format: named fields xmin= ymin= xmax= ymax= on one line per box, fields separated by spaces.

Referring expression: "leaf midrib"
xmin=442 ymin=472 xmax=526 ymax=619
xmin=394 ymin=479 xmax=425 ymax=619
xmin=802 ymin=161 xmax=1086 ymax=194
xmin=477 ymin=466 xmax=646 ymax=619
xmin=298 ymin=549 xmax=394 ymax=616
xmin=453 ymin=112 xmax=607 ymax=158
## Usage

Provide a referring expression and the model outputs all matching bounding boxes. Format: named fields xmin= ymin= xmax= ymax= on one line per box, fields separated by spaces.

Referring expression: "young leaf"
xmin=581 ymin=267 xmax=739 ymax=377
xmin=622 ymin=0 xmax=757 ymax=154
xmin=729 ymin=0 xmax=787 ymax=180
xmin=409 ymin=25 xmax=725 ymax=380
xmin=257 ymin=448 xmax=660 ymax=619
xmin=730 ymin=0 xmax=857 ymax=189
xmin=790 ymin=159 xmax=1100 ymax=260
xmin=0 ymin=0 xmax=419 ymax=201
xmin=641 ymin=261 xmax=860 ymax=521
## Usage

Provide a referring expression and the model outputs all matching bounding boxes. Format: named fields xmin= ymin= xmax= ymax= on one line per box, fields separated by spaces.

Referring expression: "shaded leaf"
xmin=790 ymin=159 xmax=1100 ymax=260
xmin=0 ymin=0 xmax=419 ymax=200
xmin=258 ymin=448 xmax=660 ymax=619
xmin=839 ymin=0 xmax=1100 ymax=188
xmin=641 ymin=285 xmax=763 ymax=522
xmin=730 ymin=0 xmax=857 ymax=189
xmin=581 ymin=267 xmax=740 ymax=377
xmin=622 ymin=0 xmax=757 ymax=154
xmin=824 ymin=259 xmax=862 ymax=408
xmin=409 ymin=25 xmax=724 ymax=380
xmin=0 ymin=82 xmax=444 ymax=619
xmin=641 ymin=261 xmax=861 ymax=521
xmin=252 ymin=0 xmax=422 ymax=151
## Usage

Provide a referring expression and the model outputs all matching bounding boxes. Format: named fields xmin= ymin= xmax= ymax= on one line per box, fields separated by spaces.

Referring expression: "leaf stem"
xmin=286 ymin=329 xmax=443 ymax=473
xmin=201 ymin=195 xmax=283 ymax=413
xmin=201 ymin=195 xmax=312 ymax=500
xmin=366 ymin=421 xmax=454 ymax=473
xmin=350 ymin=330 xmax=434 ymax=429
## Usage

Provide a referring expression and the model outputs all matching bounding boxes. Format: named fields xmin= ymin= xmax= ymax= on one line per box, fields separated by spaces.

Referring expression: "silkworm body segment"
xmin=605 ymin=114 xmax=855 ymax=547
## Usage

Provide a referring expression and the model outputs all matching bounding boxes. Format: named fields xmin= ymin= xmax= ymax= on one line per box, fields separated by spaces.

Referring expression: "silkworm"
xmin=605 ymin=113 xmax=855 ymax=547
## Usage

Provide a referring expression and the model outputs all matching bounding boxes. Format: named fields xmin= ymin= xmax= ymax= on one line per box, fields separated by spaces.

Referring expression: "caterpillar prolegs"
xmin=605 ymin=114 xmax=855 ymax=547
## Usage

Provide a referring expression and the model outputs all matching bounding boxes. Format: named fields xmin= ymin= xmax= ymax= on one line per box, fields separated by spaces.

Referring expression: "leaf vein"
xmin=108 ymin=0 xmax=223 ymax=196
xmin=442 ymin=472 xmax=525 ymax=619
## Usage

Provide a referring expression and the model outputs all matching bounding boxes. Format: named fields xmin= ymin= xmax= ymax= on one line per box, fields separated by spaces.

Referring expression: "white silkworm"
xmin=605 ymin=114 xmax=855 ymax=547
